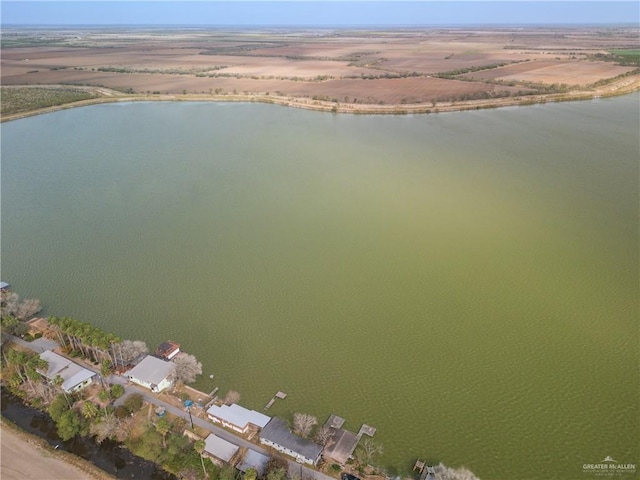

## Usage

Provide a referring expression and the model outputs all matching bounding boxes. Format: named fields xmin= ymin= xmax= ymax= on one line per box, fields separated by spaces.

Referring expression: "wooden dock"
xmin=324 ymin=414 xmax=346 ymax=429
xmin=264 ymin=391 xmax=287 ymax=411
xmin=357 ymin=424 xmax=376 ymax=438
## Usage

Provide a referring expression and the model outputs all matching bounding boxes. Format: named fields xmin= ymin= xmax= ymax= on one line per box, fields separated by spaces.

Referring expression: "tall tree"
xmin=119 ymin=339 xmax=148 ymax=365
xmin=48 ymin=394 xmax=70 ymax=422
xmin=293 ymin=413 xmax=317 ymax=438
xmin=56 ymin=410 xmax=82 ymax=441
xmin=90 ymin=412 xmax=129 ymax=443
xmin=356 ymin=437 xmax=383 ymax=466
xmin=173 ymin=353 xmax=202 ymax=385
xmin=155 ymin=417 xmax=171 ymax=449
xmin=1 ymin=291 xmax=40 ymax=321
xmin=314 ymin=425 xmax=334 ymax=446
xmin=194 ymin=439 xmax=208 ymax=479
xmin=82 ymin=401 xmax=99 ymax=419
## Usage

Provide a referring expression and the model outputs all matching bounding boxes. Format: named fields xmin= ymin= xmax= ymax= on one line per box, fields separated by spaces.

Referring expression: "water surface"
xmin=2 ymin=96 xmax=638 ymax=479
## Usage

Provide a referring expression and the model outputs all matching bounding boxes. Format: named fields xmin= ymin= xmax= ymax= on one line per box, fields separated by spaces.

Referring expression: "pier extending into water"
xmin=264 ymin=391 xmax=287 ymax=411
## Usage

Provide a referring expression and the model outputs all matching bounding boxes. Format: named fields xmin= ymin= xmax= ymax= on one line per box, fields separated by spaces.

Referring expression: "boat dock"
xmin=264 ymin=391 xmax=287 ymax=411
xmin=414 ymin=460 xmax=435 ymax=480
xmin=325 ymin=414 xmax=345 ymax=429
xmin=357 ymin=424 xmax=376 ymax=438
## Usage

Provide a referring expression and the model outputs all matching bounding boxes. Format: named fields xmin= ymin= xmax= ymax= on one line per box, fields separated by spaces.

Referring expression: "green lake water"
xmin=1 ymin=95 xmax=638 ymax=480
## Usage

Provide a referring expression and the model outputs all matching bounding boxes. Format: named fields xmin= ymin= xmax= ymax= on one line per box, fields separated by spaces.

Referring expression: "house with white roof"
xmin=127 ymin=355 xmax=176 ymax=393
xmin=206 ymin=403 xmax=271 ymax=434
xmin=38 ymin=350 xmax=95 ymax=393
xmin=203 ymin=434 xmax=240 ymax=466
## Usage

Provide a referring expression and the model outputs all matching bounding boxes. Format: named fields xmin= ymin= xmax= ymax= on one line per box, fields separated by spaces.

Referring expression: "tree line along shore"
xmin=1 ymin=288 xmax=478 ymax=480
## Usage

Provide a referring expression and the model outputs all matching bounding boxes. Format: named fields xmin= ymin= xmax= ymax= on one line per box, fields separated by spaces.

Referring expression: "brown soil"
xmin=1 ymin=26 xmax=638 ymax=121
xmin=0 ymin=420 xmax=115 ymax=480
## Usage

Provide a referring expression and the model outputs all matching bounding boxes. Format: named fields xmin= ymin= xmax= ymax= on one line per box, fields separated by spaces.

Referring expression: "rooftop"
xmin=260 ymin=417 xmax=323 ymax=462
xmin=127 ymin=355 xmax=176 ymax=385
xmin=38 ymin=350 xmax=95 ymax=393
xmin=207 ymin=404 xmax=271 ymax=430
xmin=204 ymin=434 xmax=240 ymax=462
xmin=155 ymin=341 xmax=180 ymax=359
xmin=323 ymin=428 xmax=359 ymax=465
xmin=237 ymin=449 xmax=270 ymax=475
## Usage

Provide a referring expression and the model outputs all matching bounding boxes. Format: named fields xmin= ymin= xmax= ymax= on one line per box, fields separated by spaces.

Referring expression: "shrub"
xmin=123 ymin=393 xmax=144 ymax=413
xmin=110 ymin=384 xmax=125 ymax=399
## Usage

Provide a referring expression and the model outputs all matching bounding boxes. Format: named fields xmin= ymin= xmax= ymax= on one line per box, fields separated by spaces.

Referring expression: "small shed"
xmin=155 ymin=341 xmax=180 ymax=360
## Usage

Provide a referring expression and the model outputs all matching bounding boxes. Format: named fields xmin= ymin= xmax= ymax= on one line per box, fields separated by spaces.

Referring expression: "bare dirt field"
xmin=0 ymin=423 xmax=114 ymax=480
xmin=1 ymin=26 xmax=638 ymax=115
xmin=463 ymin=60 xmax=637 ymax=85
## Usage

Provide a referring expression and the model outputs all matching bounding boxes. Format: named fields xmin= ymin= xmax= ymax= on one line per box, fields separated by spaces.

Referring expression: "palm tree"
xmin=82 ymin=401 xmax=99 ymax=419
xmin=49 ymin=317 xmax=67 ymax=348
xmin=194 ymin=439 xmax=208 ymax=478
xmin=155 ymin=417 xmax=171 ymax=448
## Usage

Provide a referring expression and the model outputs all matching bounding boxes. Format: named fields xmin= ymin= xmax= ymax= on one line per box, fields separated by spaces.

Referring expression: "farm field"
xmin=1 ymin=26 xmax=638 ymax=111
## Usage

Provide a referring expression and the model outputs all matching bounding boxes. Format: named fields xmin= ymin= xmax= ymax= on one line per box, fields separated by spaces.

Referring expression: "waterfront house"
xmin=154 ymin=341 xmax=180 ymax=360
xmin=38 ymin=350 xmax=95 ymax=393
xmin=259 ymin=417 xmax=323 ymax=466
xmin=322 ymin=428 xmax=359 ymax=465
xmin=0 ymin=281 xmax=10 ymax=291
xmin=203 ymin=434 xmax=240 ymax=466
xmin=126 ymin=355 xmax=176 ymax=393
xmin=206 ymin=403 xmax=271 ymax=435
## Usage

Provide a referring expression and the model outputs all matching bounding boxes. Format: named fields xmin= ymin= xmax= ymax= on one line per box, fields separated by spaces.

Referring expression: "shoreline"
xmin=2 ymin=74 xmax=638 ymax=122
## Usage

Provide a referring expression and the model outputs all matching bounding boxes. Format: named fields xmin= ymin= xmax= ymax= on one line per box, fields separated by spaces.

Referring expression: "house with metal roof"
xmin=206 ymin=404 xmax=271 ymax=434
xmin=0 ymin=281 xmax=10 ymax=291
xmin=237 ymin=449 xmax=270 ymax=476
xmin=259 ymin=417 xmax=323 ymax=466
xmin=126 ymin=355 xmax=176 ymax=393
xmin=203 ymin=434 xmax=240 ymax=466
xmin=38 ymin=350 xmax=95 ymax=393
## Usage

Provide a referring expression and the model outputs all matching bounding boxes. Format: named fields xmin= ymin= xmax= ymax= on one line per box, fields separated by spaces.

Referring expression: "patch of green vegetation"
xmin=435 ymin=62 xmax=513 ymax=79
xmin=590 ymin=50 xmax=640 ymax=66
xmin=1 ymin=87 xmax=99 ymax=116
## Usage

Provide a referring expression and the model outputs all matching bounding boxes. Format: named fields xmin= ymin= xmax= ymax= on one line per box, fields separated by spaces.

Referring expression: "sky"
xmin=1 ymin=1 xmax=639 ymax=26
